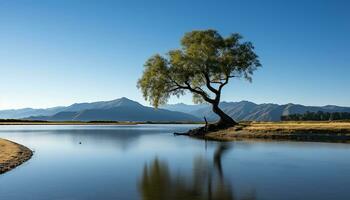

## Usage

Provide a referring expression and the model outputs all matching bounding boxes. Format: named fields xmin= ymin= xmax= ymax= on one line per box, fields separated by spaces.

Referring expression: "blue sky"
xmin=0 ymin=0 xmax=349 ymax=109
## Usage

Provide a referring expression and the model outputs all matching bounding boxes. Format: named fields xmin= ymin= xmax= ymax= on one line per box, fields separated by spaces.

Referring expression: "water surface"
xmin=0 ymin=125 xmax=349 ymax=200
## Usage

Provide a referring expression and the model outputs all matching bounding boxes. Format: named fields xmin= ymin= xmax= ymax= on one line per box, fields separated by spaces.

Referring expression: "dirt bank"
xmin=201 ymin=121 xmax=350 ymax=142
xmin=0 ymin=139 xmax=33 ymax=174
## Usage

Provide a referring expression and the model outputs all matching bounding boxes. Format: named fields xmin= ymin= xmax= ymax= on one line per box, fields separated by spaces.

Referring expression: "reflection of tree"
xmin=214 ymin=143 xmax=231 ymax=179
xmin=139 ymin=143 xmax=256 ymax=200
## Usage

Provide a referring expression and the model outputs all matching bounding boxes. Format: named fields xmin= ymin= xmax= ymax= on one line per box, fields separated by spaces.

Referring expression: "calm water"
xmin=0 ymin=125 xmax=349 ymax=200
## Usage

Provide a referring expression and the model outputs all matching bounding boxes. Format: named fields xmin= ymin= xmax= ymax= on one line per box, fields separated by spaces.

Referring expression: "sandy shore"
xmin=0 ymin=139 xmax=33 ymax=174
xmin=203 ymin=121 xmax=350 ymax=142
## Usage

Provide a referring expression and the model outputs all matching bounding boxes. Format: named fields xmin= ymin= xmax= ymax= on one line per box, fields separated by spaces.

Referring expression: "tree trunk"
xmin=174 ymin=104 xmax=236 ymax=136
xmin=212 ymin=104 xmax=238 ymax=127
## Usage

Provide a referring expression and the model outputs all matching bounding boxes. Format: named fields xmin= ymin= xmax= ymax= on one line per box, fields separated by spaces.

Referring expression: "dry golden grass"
xmin=244 ymin=121 xmax=350 ymax=132
xmin=204 ymin=121 xmax=350 ymax=142
xmin=0 ymin=139 xmax=32 ymax=174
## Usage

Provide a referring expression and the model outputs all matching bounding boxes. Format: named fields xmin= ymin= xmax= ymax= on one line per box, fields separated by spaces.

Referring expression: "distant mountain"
xmin=0 ymin=107 xmax=64 ymax=119
xmin=62 ymin=97 xmax=142 ymax=112
xmin=0 ymin=97 xmax=142 ymax=119
xmin=24 ymin=98 xmax=200 ymax=122
xmin=164 ymin=101 xmax=350 ymax=121
xmin=160 ymin=103 xmax=208 ymax=113
xmin=2 ymin=98 xmax=350 ymax=122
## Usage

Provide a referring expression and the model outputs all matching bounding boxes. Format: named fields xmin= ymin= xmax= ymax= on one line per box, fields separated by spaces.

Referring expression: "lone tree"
xmin=137 ymin=30 xmax=261 ymax=128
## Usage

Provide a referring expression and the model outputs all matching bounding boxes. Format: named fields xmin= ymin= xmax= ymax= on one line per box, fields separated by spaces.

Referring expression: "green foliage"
xmin=281 ymin=111 xmax=350 ymax=121
xmin=137 ymin=55 xmax=173 ymax=107
xmin=137 ymin=29 xmax=261 ymax=108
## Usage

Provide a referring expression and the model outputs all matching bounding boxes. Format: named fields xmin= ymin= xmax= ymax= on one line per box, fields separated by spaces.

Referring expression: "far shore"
xmin=0 ymin=120 xmax=204 ymax=126
xmin=0 ymin=121 xmax=138 ymax=125
xmin=2 ymin=120 xmax=350 ymax=143
xmin=0 ymin=139 xmax=33 ymax=174
xmin=202 ymin=121 xmax=350 ymax=142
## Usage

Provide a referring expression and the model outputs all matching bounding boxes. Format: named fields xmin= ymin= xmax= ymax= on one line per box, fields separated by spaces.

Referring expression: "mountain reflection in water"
xmin=139 ymin=143 xmax=256 ymax=200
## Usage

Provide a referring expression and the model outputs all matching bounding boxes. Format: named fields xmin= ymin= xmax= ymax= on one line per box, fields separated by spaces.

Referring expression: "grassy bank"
xmin=203 ymin=121 xmax=350 ymax=142
xmin=0 ymin=139 xmax=33 ymax=174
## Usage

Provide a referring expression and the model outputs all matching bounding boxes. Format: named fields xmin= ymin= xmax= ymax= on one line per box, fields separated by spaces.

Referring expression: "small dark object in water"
xmin=79 ymin=142 xmax=82 ymax=144
xmin=174 ymin=132 xmax=189 ymax=136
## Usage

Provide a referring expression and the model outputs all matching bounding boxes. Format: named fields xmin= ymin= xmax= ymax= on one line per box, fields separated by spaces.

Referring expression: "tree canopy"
xmin=137 ymin=29 xmax=261 ymax=126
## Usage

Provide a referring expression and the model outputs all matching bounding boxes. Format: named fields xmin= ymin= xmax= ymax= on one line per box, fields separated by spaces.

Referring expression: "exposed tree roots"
xmin=174 ymin=121 xmax=236 ymax=137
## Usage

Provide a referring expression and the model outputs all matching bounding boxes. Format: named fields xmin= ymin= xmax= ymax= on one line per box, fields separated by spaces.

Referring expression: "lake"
xmin=0 ymin=125 xmax=349 ymax=200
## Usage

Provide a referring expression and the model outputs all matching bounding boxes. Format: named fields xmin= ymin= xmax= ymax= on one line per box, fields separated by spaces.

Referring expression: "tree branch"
xmin=168 ymin=87 xmax=182 ymax=92
xmin=166 ymin=73 xmax=216 ymax=104
xmin=218 ymin=75 xmax=230 ymax=92
xmin=202 ymin=72 xmax=219 ymax=95
xmin=211 ymin=75 xmax=236 ymax=84
xmin=184 ymin=81 xmax=215 ymax=104
xmin=210 ymin=81 xmax=224 ymax=84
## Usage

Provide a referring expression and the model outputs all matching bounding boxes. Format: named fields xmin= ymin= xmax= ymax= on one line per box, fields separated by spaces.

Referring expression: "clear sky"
xmin=0 ymin=0 xmax=349 ymax=109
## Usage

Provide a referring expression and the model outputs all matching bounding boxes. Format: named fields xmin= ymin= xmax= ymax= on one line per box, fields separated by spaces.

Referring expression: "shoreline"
xmin=0 ymin=139 xmax=33 ymax=174
xmin=0 ymin=121 xmax=203 ymax=126
xmin=2 ymin=121 xmax=350 ymax=143
xmin=0 ymin=122 xmax=138 ymax=126
xmin=201 ymin=121 xmax=350 ymax=142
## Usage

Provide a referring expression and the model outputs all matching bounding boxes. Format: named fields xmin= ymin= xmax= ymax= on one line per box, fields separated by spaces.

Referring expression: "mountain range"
xmin=1 ymin=98 xmax=199 ymax=122
xmin=0 ymin=97 xmax=349 ymax=122
xmin=162 ymin=101 xmax=350 ymax=121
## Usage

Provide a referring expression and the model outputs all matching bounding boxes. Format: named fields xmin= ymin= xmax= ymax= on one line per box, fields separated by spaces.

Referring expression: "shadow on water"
xmin=139 ymin=143 xmax=256 ymax=200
